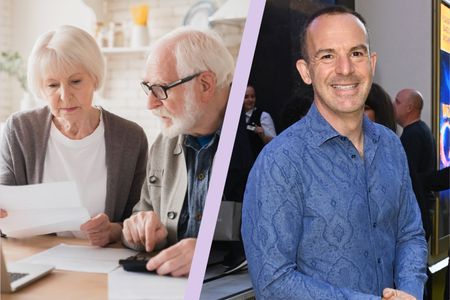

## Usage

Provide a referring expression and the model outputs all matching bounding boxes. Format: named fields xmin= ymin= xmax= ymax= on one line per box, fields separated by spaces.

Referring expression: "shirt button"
xmin=195 ymin=213 xmax=202 ymax=221
xmin=351 ymin=154 xmax=356 ymax=159
xmin=340 ymin=137 xmax=346 ymax=141
xmin=197 ymin=173 xmax=205 ymax=180
xmin=373 ymin=222 xmax=377 ymax=228
xmin=167 ymin=211 xmax=177 ymax=219
xmin=149 ymin=175 xmax=157 ymax=184
xmin=364 ymin=251 xmax=369 ymax=257
xmin=377 ymin=258 xmax=381 ymax=264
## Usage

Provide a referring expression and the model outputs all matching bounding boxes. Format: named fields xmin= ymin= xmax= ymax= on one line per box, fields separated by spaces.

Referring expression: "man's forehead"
xmin=395 ymin=93 xmax=407 ymax=104
xmin=310 ymin=13 xmax=366 ymax=31
xmin=396 ymin=91 xmax=410 ymax=103
xmin=144 ymin=50 xmax=177 ymax=83
xmin=307 ymin=13 xmax=368 ymax=45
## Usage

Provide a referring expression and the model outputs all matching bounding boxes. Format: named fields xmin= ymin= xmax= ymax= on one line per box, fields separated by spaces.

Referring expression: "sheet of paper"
xmin=19 ymin=244 xmax=138 ymax=273
xmin=108 ymin=267 xmax=187 ymax=300
xmin=0 ymin=181 xmax=90 ymax=238
xmin=200 ymin=272 xmax=253 ymax=300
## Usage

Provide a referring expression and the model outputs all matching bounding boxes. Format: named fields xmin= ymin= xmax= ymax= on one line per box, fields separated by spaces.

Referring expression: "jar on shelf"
xmin=113 ymin=22 xmax=125 ymax=47
xmin=108 ymin=22 xmax=115 ymax=48
xmin=94 ymin=22 xmax=108 ymax=48
xmin=107 ymin=22 xmax=126 ymax=48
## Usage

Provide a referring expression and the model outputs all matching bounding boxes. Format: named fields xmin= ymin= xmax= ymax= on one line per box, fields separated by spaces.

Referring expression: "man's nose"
xmin=147 ymin=93 xmax=163 ymax=110
xmin=335 ymin=55 xmax=354 ymax=75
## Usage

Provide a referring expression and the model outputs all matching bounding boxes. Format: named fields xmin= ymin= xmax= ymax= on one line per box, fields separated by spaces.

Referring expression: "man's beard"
xmin=152 ymin=86 xmax=202 ymax=138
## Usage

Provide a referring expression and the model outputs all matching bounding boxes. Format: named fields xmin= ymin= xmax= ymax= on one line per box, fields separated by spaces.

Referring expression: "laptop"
xmin=1 ymin=243 xmax=54 ymax=293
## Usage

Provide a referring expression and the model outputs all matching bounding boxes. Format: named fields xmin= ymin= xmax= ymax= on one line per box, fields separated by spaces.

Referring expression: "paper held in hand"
xmin=0 ymin=181 xmax=90 ymax=238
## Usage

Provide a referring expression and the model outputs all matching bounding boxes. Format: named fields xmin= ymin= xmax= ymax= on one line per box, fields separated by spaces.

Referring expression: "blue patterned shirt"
xmin=241 ymin=103 xmax=427 ymax=299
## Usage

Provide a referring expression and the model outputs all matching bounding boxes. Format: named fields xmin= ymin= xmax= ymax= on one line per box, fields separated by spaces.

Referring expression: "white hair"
xmin=27 ymin=25 xmax=105 ymax=99
xmin=149 ymin=27 xmax=234 ymax=89
xmin=153 ymin=83 xmax=201 ymax=138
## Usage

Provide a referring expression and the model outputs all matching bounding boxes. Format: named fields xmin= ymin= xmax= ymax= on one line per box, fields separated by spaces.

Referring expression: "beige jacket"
xmin=130 ymin=134 xmax=187 ymax=249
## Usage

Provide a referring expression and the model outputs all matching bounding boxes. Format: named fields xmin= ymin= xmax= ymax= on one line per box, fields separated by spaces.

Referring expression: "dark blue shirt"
xmin=241 ymin=103 xmax=427 ymax=299
xmin=177 ymin=131 xmax=219 ymax=239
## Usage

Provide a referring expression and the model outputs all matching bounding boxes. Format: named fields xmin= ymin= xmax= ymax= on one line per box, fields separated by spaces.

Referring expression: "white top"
xmin=42 ymin=114 xmax=107 ymax=238
xmin=245 ymin=108 xmax=277 ymax=138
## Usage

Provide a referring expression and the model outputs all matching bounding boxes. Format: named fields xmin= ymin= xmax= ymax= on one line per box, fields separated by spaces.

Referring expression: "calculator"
xmin=119 ymin=253 xmax=155 ymax=273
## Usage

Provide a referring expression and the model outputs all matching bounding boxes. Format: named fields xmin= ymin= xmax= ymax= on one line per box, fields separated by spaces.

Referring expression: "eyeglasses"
xmin=140 ymin=73 xmax=201 ymax=100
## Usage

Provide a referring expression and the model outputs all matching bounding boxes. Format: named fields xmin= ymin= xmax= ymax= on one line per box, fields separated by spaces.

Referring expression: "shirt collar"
xmin=305 ymin=103 xmax=341 ymax=147
xmin=184 ymin=129 xmax=221 ymax=151
xmin=305 ymin=103 xmax=381 ymax=150
xmin=245 ymin=107 xmax=256 ymax=118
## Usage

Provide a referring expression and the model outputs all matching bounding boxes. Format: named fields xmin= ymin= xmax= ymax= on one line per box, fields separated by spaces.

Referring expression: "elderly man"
xmin=394 ymin=89 xmax=436 ymax=242
xmin=122 ymin=27 xmax=234 ymax=277
xmin=242 ymin=6 xmax=427 ymax=300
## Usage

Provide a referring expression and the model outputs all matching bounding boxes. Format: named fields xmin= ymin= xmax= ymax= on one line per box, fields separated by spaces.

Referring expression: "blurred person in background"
xmin=394 ymin=88 xmax=436 ymax=242
xmin=243 ymin=84 xmax=277 ymax=160
xmin=364 ymin=82 xmax=397 ymax=133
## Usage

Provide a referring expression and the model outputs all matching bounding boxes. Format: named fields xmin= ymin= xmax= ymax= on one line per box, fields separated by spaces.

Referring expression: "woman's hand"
xmin=255 ymin=126 xmax=273 ymax=144
xmin=80 ymin=213 xmax=122 ymax=247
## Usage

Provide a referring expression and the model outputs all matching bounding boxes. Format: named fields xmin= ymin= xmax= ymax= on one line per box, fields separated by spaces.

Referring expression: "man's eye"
xmin=48 ymin=83 xmax=58 ymax=88
xmin=351 ymin=51 xmax=365 ymax=57
xmin=72 ymin=79 xmax=82 ymax=84
xmin=320 ymin=54 xmax=333 ymax=60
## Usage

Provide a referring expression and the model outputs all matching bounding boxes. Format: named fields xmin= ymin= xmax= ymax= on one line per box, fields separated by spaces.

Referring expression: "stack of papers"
xmin=108 ymin=267 xmax=187 ymax=300
xmin=19 ymin=244 xmax=137 ymax=273
xmin=19 ymin=243 xmax=187 ymax=298
xmin=0 ymin=181 xmax=90 ymax=238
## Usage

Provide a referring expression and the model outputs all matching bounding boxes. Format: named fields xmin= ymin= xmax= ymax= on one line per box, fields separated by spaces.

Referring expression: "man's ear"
xmin=198 ymin=71 xmax=216 ymax=102
xmin=406 ymin=103 xmax=414 ymax=113
xmin=370 ymin=51 xmax=377 ymax=76
xmin=296 ymin=59 xmax=312 ymax=85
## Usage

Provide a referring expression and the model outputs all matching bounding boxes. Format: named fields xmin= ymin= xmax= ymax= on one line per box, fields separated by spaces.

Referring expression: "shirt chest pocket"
xmin=148 ymin=169 xmax=164 ymax=188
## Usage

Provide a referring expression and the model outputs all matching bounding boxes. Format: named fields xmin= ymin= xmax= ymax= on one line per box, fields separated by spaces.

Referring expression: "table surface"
xmin=1 ymin=235 xmax=255 ymax=300
xmin=1 ymin=235 xmax=109 ymax=300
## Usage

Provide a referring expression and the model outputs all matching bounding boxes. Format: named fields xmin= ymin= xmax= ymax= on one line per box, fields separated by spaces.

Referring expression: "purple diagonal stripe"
xmin=184 ymin=1 xmax=266 ymax=299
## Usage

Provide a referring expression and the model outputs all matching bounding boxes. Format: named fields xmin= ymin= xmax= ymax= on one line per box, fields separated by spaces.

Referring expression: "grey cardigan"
xmin=0 ymin=106 xmax=148 ymax=222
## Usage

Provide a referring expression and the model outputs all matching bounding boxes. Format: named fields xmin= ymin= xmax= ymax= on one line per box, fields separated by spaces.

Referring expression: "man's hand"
xmin=146 ymin=238 xmax=196 ymax=277
xmin=382 ymin=288 xmax=416 ymax=300
xmin=80 ymin=213 xmax=121 ymax=247
xmin=0 ymin=209 xmax=7 ymax=218
xmin=122 ymin=211 xmax=168 ymax=252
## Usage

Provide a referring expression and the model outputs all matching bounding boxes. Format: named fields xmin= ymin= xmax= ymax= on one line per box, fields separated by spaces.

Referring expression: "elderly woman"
xmin=0 ymin=25 xmax=148 ymax=246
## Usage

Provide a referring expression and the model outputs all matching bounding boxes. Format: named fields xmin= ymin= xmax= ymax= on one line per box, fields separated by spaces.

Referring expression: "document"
xmin=200 ymin=272 xmax=253 ymax=300
xmin=108 ymin=267 xmax=187 ymax=299
xmin=20 ymin=244 xmax=137 ymax=273
xmin=0 ymin=181 xmax=90 ymax=238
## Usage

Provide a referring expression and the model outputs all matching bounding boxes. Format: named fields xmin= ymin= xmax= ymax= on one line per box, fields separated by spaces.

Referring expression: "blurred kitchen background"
xmin=0 ymin=0 xmax=248 ymax=144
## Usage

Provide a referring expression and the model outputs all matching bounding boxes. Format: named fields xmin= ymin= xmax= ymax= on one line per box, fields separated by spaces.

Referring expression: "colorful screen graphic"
xmin=440 ymin=2 xmax=450 ymax=169
xmin=439 ymin=2 xmax=449 ymax=237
